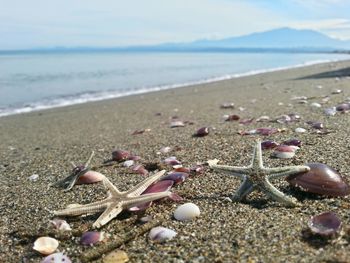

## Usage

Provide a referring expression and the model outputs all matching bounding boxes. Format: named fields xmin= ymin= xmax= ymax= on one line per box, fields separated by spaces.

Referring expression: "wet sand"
xmin=1 ymin=60 xmax=350 ymax=262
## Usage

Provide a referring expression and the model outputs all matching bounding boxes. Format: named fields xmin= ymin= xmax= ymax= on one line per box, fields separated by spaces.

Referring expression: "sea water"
xmin=0 ymin=51 xmax=348 ymax=117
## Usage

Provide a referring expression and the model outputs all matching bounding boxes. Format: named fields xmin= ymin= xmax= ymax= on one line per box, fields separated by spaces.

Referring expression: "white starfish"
xmin=53 ymin=170 xmax=172 ymax=228
xmin=209 ymin=140 xmax=310 ymax=207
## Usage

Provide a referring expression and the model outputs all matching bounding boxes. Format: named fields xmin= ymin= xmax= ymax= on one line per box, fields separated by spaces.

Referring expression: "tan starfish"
xmin=209 ymin=140 xmax=310 ymax=207
xmin=53 ymin=170 xmax=172 ymax=228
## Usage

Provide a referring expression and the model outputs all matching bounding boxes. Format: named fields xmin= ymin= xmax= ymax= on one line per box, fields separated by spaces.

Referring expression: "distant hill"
xmin=157 ymin=27 xmax=350 ymax=51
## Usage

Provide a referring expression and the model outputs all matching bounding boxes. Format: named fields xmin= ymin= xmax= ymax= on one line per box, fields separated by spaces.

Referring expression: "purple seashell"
xmin=283 ymin=139 xmax=302 ymax=147
xmin=225 ymin=114 xmax=240 ymax=121
xmin=336 ymin=103 xmax=350 ymax=112
xmin=286 ymin=163 xmax=350 ymax=196
xmin=41 ymin=252 xmax=72 ymax=263
xmin=261 ymin=140 xmax=279 ymax=150
xmin=173 ymin=167 xmax=191 ymax=173
xmin=308 ymin=212 xmax=342 ymax=236
xmin=161 ymin=172 xmax=189 ymax=184
xmin=143 ymin=180 xmax=174 ymax=194
xmin=256 ymin=127 xmax=279 ymax=136
xmin=132 ymin=165 xmax=149 ymax=176
xmin=164 ymin=157 xmax=181 ymax=166
xmin=80 ymin=231 xmax=104 ymax=246
xmin=195 ymin=127 xmax=210 ymax=137
xmin=149 ymin=227 xmax=177 ymax=242
xmin=112 ymin=150 xmax=130 ymax=162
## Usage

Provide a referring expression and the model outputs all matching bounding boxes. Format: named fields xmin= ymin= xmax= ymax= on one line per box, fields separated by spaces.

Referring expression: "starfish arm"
xmin=126 ymin=170 xmax=166 ymax=197
xmin=231 ymin=177 xmax=254 ymax=201
xmin=102 ymin=176 xmax=122 ymax=195
xmin=84 ymin=151 xmax=95 ymax=167
xmin=262 ymin=179 xmax=298 ymax=207
xmin=250 ymin=139 xmax=263 ymax=168
xmin=210 ymin=164 xmax=249 ymax=179
xmin=123 ymin=191 xmax=171 ymax=207
xmin=53 ymin=199 xmax=108 ymax=217
xmin=265 ymin=165 xmax=310 ymax=180
xmin=92 ymin=204 xmax=123 ymax=229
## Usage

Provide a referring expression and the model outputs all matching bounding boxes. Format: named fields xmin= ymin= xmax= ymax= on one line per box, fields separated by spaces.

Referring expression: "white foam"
xmin=0 ymin=58 xmax=347 ymax=118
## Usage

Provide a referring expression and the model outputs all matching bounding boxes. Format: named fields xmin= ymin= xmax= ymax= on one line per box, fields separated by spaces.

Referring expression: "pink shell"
xmin=131 ymin=165 xmax=149 ymax=176
xmin=80 ymin=231 xmax=104 ymax=246
xmin=76 ymin=171 xmax=104 ymax=184
xmin=161 ymin=172 xmax=188 ymax=184
xmin=112 ymin=150 xmax=130 ymax=162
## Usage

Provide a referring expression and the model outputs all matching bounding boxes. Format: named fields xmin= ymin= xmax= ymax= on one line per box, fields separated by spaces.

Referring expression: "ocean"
xmin=0 ymin=51 xmax=348 ymax=117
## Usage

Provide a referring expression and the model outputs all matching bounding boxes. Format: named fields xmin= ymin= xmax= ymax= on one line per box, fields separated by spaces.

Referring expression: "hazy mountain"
xmin=160 ymin=27 xmax=350 ymax=51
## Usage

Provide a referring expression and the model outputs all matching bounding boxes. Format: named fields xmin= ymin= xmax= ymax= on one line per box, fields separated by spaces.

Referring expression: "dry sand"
xmin=1 ymin=60 xmax=350 ymax=262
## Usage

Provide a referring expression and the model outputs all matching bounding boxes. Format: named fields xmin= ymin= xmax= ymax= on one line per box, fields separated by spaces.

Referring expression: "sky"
xmin=0 ymin=0 xmax=350 ymax=50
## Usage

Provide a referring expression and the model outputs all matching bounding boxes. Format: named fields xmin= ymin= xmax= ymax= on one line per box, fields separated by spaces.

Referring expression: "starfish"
xmin=53 ymin=170 xmax=172 ymax=228
xmin=209 ymin=140 xmax=310 ymax=207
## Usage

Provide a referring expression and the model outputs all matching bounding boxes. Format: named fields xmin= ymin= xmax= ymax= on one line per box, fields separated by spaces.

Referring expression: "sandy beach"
xmin=1 ymin=59 xmax=350 ymax=262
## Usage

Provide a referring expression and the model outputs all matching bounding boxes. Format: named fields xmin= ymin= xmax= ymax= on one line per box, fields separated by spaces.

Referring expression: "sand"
xmin=1 ymin=59 xmax=350 ymax=262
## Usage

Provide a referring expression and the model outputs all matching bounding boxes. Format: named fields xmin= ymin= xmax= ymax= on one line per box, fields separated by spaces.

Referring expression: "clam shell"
xmin=149 ymin=227 xmax=177 ymax=242
xmin=308 ymin=212 xmax=342 ymax=236
xmin=76 ymin=171 xmax=105 ymax=184
xmin=81 ymin=231 xmax=104 ymax=246
xmin=174 ymin=203 xmax=200 ymax=221
xmin=49 ymin=218 xmax=72 ymax=231
xmin=286 ymin=163 xmax=350 ymax=196
xmin=33 ymin=237 xmax=59 ymax=255
xmin=271 ymin=145 xmax=298 ymax=159
xmin=103 ymin=250 xmax=129 ymax=263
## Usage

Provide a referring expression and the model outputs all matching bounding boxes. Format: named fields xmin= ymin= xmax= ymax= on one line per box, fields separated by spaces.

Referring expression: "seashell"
xmin=139 ymin=215 xmax=152 ymax=223
xmin=164 ymin=156 xmax=181 ymax=166
xmin=128 ymin=155 xmax=141 ymax=161
xmin=271 ymin=145 xmax=298 ymax=159
xmin=190 ymin=165 xmax=205 ymax=174
xmin=336 ymin=103 xmax=350 ymax=112
xmin=295 ymin=127 xmax=306 ymax=133
xmin=239 ymin=129 xmax=257 ymax=135
xmin=275 ymin=114 xmax=291 ymax=123
xmin=103 ymin=250 xmax=129 ymax=263
xmin=308 ymin=212 xmax=342 ymax=236
xmin=122 ymin=160 xmax=134 ymax=167
xmin=238 ymin=107 xmax=245 ymax=111
xmin=310 ymin=102 xmax=321 ymax=108
xmin=170 ymin=120 xmax=185 ymax=128
xmin=81 ymin=231 xmax=105 ymax=246
xmin=283 ymin=139 xmax=302 ymax=147
xmin=173 ymin=167 xmax=191 ymax=173
xmin=291 ymin=96 xmax=308 ymax=101
xmin=158 ymin=146 xmax=172 ymax=154
xmin=220 ymin=102 xmax=235 ymax=109
xmin=49 ymin=218 xmax=72 ymax=231
xmin=306 ymin=121 xmax=323 ymax=129
xmin=112 ymin=150 xmax=130 ymax=162
xmin=287 ymin=163 xmax=350 ymax=196
xmin=261 ymin=140 xmax=279 ymax=150
xmin=256 ymin=127 xmax=279 ymax=136
xmin=33 ymin=237 xmax=59 ymax=255
xmin=239 ymin=118 xmax=254 ymax=125
xmin=149 ymin=227 xmax=177 ymax=242
xmin=76 ymin=171 xmax=105 ymax=184
xmin=332 ymin=89 xmax=342 ymax=94
xmin=41 ymin=252 xmax=72 ymax=263
xmin=131 ymin=165 xmax=149 ymax=176
xmin=28 ymin=174 xmax=39 ymax=181
xmin=225 ymin=114 xmax=240 ymax=121
xmin=256 ymin=115 xmax=270 ymax=122
xmin=194 ymin=127 xmax=209 ymax=137
xmin=174 ymin=203 xmax=200 ymax=221
xmin=161 ymin=172 xmax=188 ymax=184
xmin=324 ymin=107 xmax=336 ymax=116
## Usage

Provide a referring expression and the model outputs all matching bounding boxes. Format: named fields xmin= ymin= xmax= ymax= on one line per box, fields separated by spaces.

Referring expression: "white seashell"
xmin=49 ymin=219 xmax=72 ymax=231
xmin=256 ymin=115 xmax=270 ymax=122
xmin=295 ymin=127 xmax=306 ymax=133
xmin=33 ymin=237 xmax=59 ymax=255
xmin=122 ymin=160 xmax=134 ymax=167
xmin=324 ymin=107 xmax=336 ymax=116
xmin=170 ymin=120 xmax=185 ymax=128
xmin=310 ymin=102 xmax=321 ymax=108
xmin=28 ymin=174 xmax=39 ymax=181
xmin=149 ymin=227 xmax=177 ymax=242
xmin=174 ymin=203 xmax=200 ymax=221
xmin=41 ymin=252 xmax=72 ymax=263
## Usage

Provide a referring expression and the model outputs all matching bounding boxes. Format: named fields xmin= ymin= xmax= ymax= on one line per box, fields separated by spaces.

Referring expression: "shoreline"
xmin=1 ymin=56 xmax=349 ymax=118
xmin=1 ymin=59 xmax=350 ymax=262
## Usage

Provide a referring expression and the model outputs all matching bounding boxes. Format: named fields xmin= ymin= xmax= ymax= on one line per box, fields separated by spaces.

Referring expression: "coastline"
xmin=1 ymin=56 xmax=349 ymax=118
xmin=1 ymin=59 xmax=350 ymax=262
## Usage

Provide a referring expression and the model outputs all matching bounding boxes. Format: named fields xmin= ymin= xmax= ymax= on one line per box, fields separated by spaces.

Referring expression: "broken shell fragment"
xmin=174 ymin=203 xmax=200 ymax=221
xmin=33 ymin=237 xmax=59 ymax=255
xmin=194 ymin=127 xmax=209 ymax=137
xmin=122 ymin=160 xmax=134 ymax=167
xmin=81 ymin=231 xmax=105 ymax=246
xmin=220 ymin=102 xmax=235 ymax=109
xmin=49 ymin=219 xmax=72 ymax=231
xmin=286 ymin=163 xmax=350 ymax=196
xmin=131 ymin=165 xmax=149 ymax=176
xmin=271 ymin=145 xmax=298 ymax=159
xmin=308 ymin=212 xmax=342 ymax=236
xmin=149 ymin=227 xmax=177 ymax=242
xmin=112 ymin=150 xmax=131 ymax=162
xmin=76 ymin=171 xmax=105 ymax=184
xmin=164 ymin=156 xmax=181 ymax=166
xmin=41 ymin=252 xmax=72 ymax=263
xmin=170 ymin=120 xmax=185 ymax=128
